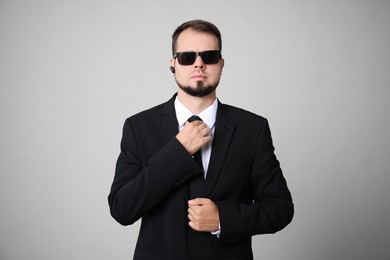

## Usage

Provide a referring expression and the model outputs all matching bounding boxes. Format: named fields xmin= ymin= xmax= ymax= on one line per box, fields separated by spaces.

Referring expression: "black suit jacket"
xmin=108 ymin=94 xmax=293 ymax=260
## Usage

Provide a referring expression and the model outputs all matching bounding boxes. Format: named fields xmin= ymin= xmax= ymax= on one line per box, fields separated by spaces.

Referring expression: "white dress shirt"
xmin=174 ymin=96 xmax=218 ymax=178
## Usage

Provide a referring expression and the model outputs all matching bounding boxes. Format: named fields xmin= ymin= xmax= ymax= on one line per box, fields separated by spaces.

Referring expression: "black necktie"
xmin=187 ymin=116 xmax=203 ymax=169
xmin=187 ymin=115 xmax=204 ymax=198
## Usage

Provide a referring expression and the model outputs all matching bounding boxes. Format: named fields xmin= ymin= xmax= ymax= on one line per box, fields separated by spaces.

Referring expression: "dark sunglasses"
xmin=173 ymin=50 xmax=222 ymax=66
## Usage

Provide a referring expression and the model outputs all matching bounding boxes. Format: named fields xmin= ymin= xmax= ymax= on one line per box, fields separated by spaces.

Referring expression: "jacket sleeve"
xmin=108 ymin=118 xmax=202 ymax=226
xmin=215 ymin=119 xmax=294 ymax=242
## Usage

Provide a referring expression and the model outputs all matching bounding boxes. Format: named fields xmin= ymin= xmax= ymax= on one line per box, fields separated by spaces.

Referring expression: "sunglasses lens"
xmin=177 ymin=52 xmax=196 ymax=65
xmin=200 ymin=51 xmax=221 ymax=64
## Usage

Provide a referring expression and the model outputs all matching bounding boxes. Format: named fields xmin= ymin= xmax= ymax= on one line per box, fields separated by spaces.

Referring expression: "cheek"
xmin=208 ymin=69 xmax=223 ymax=81
xmin=174 ymin=71 xmax=187 ymax=82
xmin=175 ymin=68 xmax=191 ymax=80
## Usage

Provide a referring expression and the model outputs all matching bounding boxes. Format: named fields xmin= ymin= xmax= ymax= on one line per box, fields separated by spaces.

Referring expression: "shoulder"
xmin=219 ymin=102 xmax=267 ymax=125
xmin=125 ymin=95 xmax=176 ymax=123
xmin=218 ymin=103 xmax=274 ymax=143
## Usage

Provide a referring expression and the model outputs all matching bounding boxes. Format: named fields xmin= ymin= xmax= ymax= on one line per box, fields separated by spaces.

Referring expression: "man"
xmin=108 ymin=20 xmax=293 ymax=260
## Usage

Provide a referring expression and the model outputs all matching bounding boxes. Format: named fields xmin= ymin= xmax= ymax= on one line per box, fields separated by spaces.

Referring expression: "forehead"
xmin=176 ymin=29 xmax=219 ymax=52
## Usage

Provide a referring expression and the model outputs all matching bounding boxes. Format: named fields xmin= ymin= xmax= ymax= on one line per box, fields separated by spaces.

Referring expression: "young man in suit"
xmin=108 ymin=19 xmax=293 ymax=260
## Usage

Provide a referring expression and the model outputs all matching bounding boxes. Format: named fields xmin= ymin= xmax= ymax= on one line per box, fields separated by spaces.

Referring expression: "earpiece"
xmin=170 ymin=66 xmax=175 ymax=73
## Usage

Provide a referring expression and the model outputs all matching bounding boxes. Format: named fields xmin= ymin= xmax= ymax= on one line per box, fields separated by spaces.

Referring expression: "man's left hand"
xmin=188 ymin=198 xmax=220 ymax=232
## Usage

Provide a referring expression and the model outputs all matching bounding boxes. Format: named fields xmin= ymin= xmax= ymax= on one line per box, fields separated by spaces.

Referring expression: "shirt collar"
xmin=174 ymin=96 xmax=218 ymax=129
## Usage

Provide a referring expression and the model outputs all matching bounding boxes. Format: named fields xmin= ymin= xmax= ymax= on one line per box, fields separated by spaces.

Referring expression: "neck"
xmin=177 ymin=89 xmax=216 ymax=115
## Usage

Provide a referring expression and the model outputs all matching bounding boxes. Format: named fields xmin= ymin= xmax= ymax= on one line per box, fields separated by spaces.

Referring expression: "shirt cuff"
xmin=211 ymin=223 xmax=221 ymax=237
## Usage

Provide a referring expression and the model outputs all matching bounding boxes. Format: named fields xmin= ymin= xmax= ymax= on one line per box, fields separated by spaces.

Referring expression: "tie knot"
xmin=188 ymin=115 xmax=202 ymax=122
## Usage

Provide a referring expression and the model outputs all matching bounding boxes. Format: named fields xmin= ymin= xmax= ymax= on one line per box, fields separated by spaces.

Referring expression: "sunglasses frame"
xmin=173 ymin=50 xmax=222 ymax=66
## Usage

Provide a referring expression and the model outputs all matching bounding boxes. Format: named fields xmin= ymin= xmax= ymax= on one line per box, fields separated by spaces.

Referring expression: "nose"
xmin=193 ymin=55 xmax=205 ymax=69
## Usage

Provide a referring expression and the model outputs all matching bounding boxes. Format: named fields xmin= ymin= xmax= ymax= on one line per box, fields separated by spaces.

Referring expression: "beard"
xmin=177 ymin=80 xmax=219 ymax=97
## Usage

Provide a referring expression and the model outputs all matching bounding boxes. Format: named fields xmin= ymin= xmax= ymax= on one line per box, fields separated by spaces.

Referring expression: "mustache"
xmin=189 ymin=70 xmax=209 ymax=77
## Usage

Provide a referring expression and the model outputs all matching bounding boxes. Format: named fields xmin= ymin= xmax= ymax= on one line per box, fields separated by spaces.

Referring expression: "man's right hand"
xmin=176 ymin=120 xmax=212 ymax=155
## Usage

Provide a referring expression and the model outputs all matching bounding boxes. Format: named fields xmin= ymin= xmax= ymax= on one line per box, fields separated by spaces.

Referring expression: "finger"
xmin=201 ymin=126 xmax=211 ymax=135
xmin=187 ymin=212 xmax=194 ymax=222
xmin=187 ymin=206 xmax=198 ymax=217
xmin=188 ymin=121 xmax=207 ymax=130
xmin=202 ymin=135 xmax=212 ymax=144
xmin=188 ymin=198 xmax=208 ymax=206
xmin=188 ymin=211 xmax=200 ymax=226
xmin=186 ymin=120 xmax=203 ymax=126
xmin=188 ymin=220 xmax=200 ymax=231
xmin=187 ymin=207 xmax=195 ymax=216
xmin=188 ymin=199 xmax=200 ymax=206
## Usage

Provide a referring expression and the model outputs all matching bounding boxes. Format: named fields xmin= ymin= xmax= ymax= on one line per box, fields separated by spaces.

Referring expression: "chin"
xmin=180 ymin=85 xmax=217 ymax=97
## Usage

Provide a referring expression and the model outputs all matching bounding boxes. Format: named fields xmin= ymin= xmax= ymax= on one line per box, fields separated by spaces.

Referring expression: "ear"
xmin=170 ymin=59 xmax=176 ymax=74
xmin=220 ymin=58 xmax=225 ymax=72
xmin=170 ymin=58 xmax=176 ymax=67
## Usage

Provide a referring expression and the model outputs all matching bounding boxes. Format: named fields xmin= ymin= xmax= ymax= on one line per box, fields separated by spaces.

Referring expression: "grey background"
xmin=1 ymin=1 xmax=389 ymax=259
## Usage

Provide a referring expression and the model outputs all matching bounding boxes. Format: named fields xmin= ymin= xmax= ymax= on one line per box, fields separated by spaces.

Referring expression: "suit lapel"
xmin=203 ymin=103 xmax=236 ymax=197
xmin=157 ymin=94 xmax=179 ymax=143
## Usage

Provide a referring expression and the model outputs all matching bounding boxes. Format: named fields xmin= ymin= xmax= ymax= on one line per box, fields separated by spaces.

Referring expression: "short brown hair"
xmin=172 ymin=20 xmax=222 ymax=56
